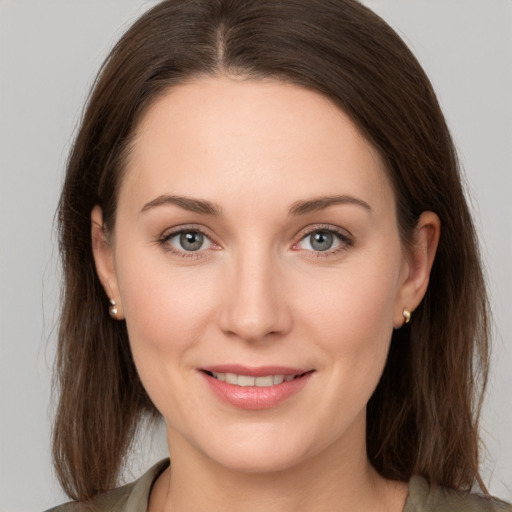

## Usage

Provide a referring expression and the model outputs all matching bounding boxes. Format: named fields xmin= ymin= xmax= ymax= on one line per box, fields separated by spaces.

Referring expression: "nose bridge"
xmin=219 ymin=240 xmax=290 ymax=341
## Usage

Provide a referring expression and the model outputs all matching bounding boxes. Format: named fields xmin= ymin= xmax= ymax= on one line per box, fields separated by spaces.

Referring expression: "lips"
xmin=199 ymin=366 xmax=314 ymax=410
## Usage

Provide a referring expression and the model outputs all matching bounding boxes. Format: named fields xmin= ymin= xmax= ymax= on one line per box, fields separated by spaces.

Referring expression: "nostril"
xmin=216 ymin=272 xmax=293 ymax=342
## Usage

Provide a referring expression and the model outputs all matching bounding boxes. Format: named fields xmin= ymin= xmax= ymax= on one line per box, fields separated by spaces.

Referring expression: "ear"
xmin=393 ymin=211 xmax=440 ymax=328
xmin=91 ymin=205 xmax=124 ymax=319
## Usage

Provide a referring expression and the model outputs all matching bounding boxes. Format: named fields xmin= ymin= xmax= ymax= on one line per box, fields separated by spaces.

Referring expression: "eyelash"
xmin=157 ymin=224 xmax=354 ymax=260
xmin=292 ymin=224 xmax=354 ymax=259
xmin=157 ymin=225 xmax=216 ymax=260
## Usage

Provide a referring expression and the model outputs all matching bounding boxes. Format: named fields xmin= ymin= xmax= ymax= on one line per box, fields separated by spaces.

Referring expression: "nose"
xmin=218 ymin=247 xmax=292 ymax=343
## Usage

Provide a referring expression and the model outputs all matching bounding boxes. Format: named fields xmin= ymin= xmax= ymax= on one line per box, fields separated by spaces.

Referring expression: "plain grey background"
xmin=0 ymin=1 xmax=510 ymax=510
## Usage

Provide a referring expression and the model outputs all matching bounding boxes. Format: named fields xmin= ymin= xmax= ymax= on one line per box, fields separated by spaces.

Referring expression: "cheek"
xmin=302 ymin=256 xmax=400 ymax=342
xmin=120 ymin=264 xmax=217 ymax=347
xmin=116 ymin=260 xmax=222 ymax=420
xmin=295 ymin=245 xmax=402 ymax=387
xmin=114 ymin=248 xmax=219 ymax=395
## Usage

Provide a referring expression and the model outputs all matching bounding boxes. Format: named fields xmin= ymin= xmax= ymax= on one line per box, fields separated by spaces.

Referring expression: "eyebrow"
xmin=140 ymin=194 xmax=222 ymax=216
xmin=288 ymin=195 xmax=373 ymax=216
xmin=140 ymin=193 xmax=372 ymax=217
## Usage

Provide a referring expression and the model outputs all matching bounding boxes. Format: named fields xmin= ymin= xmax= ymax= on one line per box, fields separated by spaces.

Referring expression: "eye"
xmin=161 ymin=229 xmax=214 ymax=253
xmin=303 ymin=231 xmax=337 ymax=251
xmin=294 ymin=227 xmax=353 ymax=255
xmin=177 ymin=231 xmax=207 ymax=251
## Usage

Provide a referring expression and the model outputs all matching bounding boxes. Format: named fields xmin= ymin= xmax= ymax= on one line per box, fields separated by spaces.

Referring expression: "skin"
xmin=92 ymin=76 xmax=440 ymax=512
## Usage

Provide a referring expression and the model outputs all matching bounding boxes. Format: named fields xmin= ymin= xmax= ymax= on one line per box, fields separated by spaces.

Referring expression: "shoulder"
xmin=44 ymin=482 xmax=134 ymax=512
xmin=44 ymin=459 xmax=170 ymax=512
xmin=405 ymin=476 xmax=512 ymax=512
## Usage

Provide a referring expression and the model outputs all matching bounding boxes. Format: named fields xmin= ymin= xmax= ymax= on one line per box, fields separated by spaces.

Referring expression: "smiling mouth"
xmin=202 ymin=371 xmax=310 ymax=387
xmin=201 ymin=368 xmax=314 ymax=409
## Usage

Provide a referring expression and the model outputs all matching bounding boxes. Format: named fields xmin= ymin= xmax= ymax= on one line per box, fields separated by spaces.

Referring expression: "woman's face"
xmin=93 ymin=76 xmax=422 ymax=473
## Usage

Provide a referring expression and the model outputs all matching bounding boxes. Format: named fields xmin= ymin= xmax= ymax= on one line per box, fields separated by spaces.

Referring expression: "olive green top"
xmin=46 ymin=459 xmax=511 ymax=512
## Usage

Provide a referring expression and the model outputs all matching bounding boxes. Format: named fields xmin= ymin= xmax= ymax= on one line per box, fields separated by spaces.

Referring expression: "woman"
xmin=48 ymin=0 xmax=511 ymax=511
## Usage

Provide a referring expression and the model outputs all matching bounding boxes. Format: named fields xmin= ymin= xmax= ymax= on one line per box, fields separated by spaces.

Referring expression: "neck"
xmin=149 ymin=424 xmax=407 ymax=512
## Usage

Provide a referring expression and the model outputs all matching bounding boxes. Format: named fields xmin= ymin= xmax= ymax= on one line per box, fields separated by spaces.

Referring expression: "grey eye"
xmin=162 ymin=228 xmax=214 ymax=255
xmin=179 ymin=231 xmax=205 ymax=251
xmin=308 ymin=231 xmax=334 ymax=251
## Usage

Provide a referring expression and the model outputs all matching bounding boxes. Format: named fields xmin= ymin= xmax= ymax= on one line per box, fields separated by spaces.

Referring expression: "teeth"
xmin=238 ymin=375 xmax=255 ymax=387
xmin=273 ymin=375 xmax=285 ymax=385
xmin=256 ymin=375 xmax=274 ymax=387
xmin=211 ymin=372 xmax=298 ymax=387
xmin=225 ymin=373 xmax=238 ymax=385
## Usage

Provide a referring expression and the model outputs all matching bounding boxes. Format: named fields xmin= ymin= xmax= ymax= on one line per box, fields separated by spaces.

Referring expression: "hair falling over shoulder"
xmin=54 ymin=0 xmax=490 ymax=502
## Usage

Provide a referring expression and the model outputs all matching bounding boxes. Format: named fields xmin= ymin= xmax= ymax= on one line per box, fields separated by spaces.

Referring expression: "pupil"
xmin=180 ymin=231 xmax=203 ymax=251
xmin=310 ymin=231 xmax=333 ymax=251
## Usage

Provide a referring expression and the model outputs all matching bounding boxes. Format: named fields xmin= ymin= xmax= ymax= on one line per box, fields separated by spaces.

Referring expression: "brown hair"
xmin=54 ymin=0 xmax=490 ymax=501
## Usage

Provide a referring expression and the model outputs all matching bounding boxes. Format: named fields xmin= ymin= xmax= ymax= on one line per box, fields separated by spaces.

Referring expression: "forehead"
xmin=120 ymin=76 xmax=393 ymax=215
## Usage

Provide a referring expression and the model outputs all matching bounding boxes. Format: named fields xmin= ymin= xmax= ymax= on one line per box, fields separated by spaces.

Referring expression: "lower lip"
xmin=201 ymin=372 xmax=313 ymax=410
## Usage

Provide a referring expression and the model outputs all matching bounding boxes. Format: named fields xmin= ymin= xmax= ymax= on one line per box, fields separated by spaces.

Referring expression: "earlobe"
xmin=91 ymin=205 xmax=124 ymax=319
xmin=394 ymin=211 xmax=441 ymax=328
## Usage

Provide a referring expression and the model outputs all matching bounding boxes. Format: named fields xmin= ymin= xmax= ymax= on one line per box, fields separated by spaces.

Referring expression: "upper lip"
xmin=200 ymin=365 xmax=311 ymax=377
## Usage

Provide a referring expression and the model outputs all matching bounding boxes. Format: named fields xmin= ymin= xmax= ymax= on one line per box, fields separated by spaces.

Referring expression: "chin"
xmin=183 ymin=421 xmax=326 ymax=475
xmin=209 ymin=444 xmax=310 ymax=474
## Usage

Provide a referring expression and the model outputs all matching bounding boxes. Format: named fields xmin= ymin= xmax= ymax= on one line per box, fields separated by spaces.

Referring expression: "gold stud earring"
xmin=109 ymin=299 xmax=118 ymax=319
xmin=402 ymin=308 xmax=411 ymax=324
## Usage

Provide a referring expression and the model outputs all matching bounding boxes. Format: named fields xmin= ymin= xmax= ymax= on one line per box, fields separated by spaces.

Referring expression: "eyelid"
xmin=156 ymin=223 xmax=353 ymax=259
xmin=157 ymin=224 xmax=220 ymax=258
xmin=292 ymin=224 xmax=354 ymax=256
xmin=293 ymin=224 xmax=353 ymax=243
